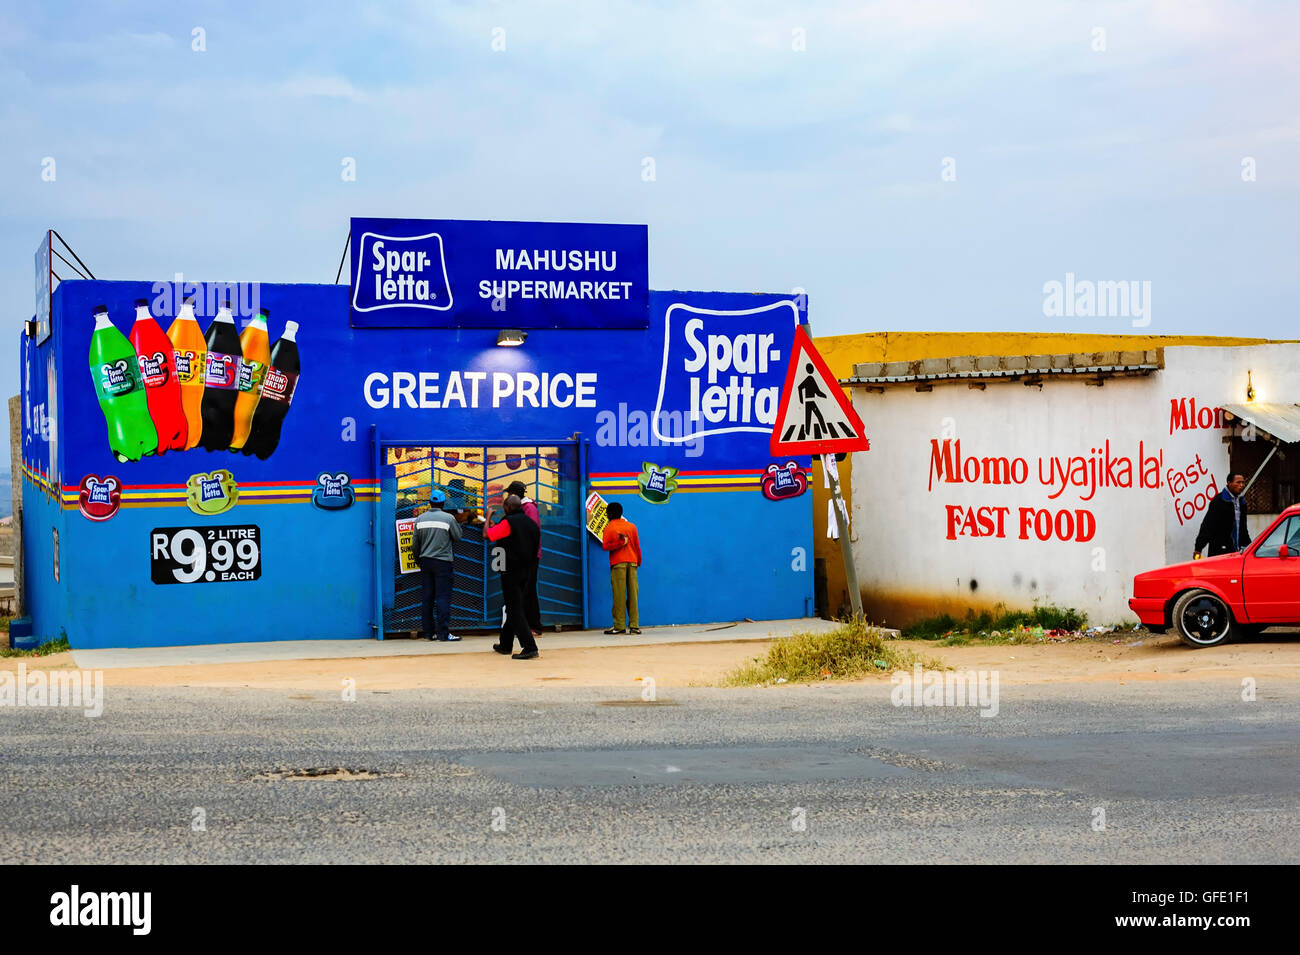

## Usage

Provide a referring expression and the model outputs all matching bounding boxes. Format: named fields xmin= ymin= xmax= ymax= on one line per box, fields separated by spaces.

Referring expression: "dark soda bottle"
xmin=199 ymin=301 xmax=242 ymax=451
xmin=242 ymin=320 xmax=300 ymax=460
xmin=129 ymin=298 xmax=188 ymax=453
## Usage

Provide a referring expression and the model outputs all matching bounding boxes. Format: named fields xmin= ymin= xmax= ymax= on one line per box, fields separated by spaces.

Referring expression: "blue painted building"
xmin=19 ymin=220 xmax=813 ymax=649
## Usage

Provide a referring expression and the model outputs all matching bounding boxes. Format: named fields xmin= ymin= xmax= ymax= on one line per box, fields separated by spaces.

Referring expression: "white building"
xmin=844 ymin=344 xmax=1300 ymax=627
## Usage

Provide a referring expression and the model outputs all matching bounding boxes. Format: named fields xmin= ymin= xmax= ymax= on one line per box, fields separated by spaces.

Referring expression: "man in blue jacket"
xmin=1195 ymin=473 xmax=1252 ymax=558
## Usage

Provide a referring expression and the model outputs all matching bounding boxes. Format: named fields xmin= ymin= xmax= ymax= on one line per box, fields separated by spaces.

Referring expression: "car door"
xmin=1242 ymin=515 xmax=1300 ymax=623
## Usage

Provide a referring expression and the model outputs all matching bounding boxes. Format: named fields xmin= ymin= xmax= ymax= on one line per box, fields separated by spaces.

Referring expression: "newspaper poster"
xmin=585 ymin=491 xmax=609 ymax=541
xmin=396 ymin=517 xmax=419 ymax=574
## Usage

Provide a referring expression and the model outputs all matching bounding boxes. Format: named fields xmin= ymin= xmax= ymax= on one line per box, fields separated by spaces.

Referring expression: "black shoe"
xmin=604 ymin=628 xmax=625 ymax=635
xmin=491 ymin=643 xmax=512 ymax=655
xmin=512 ymin=649 xmax=540 ymax=660
xmin=629 ymin=627 xmax=642 ymax=635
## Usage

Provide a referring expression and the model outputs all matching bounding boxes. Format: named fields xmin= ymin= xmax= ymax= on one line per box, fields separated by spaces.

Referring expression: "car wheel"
xmin=1171 ymin=589 xmax=1236 ymax=648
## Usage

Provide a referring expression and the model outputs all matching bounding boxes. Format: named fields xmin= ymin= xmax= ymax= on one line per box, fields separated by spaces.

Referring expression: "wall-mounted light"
xmin=496 ymin=329 xmax=528 ymax=347
xmin=1246 ymin=370 xmax=1255 ymax=402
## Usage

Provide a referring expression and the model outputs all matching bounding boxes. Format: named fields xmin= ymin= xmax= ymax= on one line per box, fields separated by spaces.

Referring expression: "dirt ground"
xmin=6 ymin=631 xmax=1299 ymax=691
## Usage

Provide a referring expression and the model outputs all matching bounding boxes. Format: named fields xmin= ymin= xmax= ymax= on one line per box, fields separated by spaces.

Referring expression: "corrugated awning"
xmin=841 ymin=350 xmax=1163 ymax=388
xmin=1220 ymin=403 xmax=1300 ymax=444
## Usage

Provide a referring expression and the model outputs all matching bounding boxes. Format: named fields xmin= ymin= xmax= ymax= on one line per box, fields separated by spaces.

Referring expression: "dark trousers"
xmin=498 ymin=566 xmax=538 ymax=653
xmin=418 ymin=557 xmax=454 ymax=640
xmin=525 ymin=557 xmax=542 ymax=632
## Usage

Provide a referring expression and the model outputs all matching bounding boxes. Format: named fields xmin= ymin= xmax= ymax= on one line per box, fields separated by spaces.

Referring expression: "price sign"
xmin=150 ymin=525 xmax=262 ymax=585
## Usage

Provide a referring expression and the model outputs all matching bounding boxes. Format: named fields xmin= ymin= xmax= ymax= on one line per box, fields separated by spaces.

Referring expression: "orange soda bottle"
xmin=165 ymin=297 xmax=207 ymax=450
xmin=229 ymin=308 xmax=271 ymax=451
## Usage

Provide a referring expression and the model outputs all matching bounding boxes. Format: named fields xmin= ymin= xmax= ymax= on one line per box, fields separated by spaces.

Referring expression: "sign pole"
xmin=788 ymin=312 xmax=865 ymax=619
xmin=822 ymin=452 xmax=862 ymax=618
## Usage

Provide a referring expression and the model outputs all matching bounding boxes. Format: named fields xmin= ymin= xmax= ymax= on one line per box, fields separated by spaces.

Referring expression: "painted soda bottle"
xmin=229 ymin=307 xmax=271 ymax=452
xmin=128 ymin=298 xmax=187 ymax=453
xmin=199 ymin=301 xmax=242 ymax=451
xmin=242 ymin=320 xmax=300 ymax=460
xmin=166 ymin=297 xmax=206 ymax=450
xmin=89 ymin=304 xmax=158 ymax=463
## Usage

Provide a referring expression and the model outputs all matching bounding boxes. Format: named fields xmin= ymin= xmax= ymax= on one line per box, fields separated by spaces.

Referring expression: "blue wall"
xmin=584 ymin=490 xmax=812 ymax=629
xmin=23 ymin=280 xmax=812 ymax=648
xmin=19 ymin=306 xmax=68 ymax=643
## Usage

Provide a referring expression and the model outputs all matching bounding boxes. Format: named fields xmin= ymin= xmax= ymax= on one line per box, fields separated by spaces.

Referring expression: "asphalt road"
xmin=1 ymin=679 xmax=1296 ymax=863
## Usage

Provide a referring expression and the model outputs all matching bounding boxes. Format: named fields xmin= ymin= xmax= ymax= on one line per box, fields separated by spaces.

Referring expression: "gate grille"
xmin=382 ymin=444 xmax=582 ymax=633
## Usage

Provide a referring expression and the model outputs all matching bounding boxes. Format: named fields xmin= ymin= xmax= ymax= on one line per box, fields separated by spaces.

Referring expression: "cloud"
xmin=278 ymin=74 xmax=368 ymax=102
xmin=0 ymin=0 xmax=1296 ymax=394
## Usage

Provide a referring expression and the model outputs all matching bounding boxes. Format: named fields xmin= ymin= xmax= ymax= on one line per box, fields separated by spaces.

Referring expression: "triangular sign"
xmin=770 ymin=326 xmax=869 ymax=455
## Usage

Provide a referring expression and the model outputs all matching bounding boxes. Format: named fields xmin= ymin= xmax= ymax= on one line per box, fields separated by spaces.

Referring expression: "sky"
xmin=1 ymin=0 xmax=1297 ymax=439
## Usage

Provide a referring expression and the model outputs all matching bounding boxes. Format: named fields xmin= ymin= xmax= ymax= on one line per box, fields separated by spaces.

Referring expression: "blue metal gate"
xmin=381 ymin=442 xmax=584 ymax=634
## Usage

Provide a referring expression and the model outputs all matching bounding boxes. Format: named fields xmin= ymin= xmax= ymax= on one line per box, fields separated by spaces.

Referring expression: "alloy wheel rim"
xmin=1181 ymin=596 xmax=1229 ymax=643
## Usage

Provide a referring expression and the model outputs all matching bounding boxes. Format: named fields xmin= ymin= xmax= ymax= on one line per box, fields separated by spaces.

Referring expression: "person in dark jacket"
xmin=1195 ymin=472 xmax=1251 ymax=558
xmin=506 ymin=479 xmax=543 ymax=635
xmin=484 ymin=494 xmax=542 ymax=659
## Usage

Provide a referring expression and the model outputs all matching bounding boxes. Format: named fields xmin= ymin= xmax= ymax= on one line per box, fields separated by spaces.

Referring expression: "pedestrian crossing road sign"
xmin=769 ymin=326 xmax=869 ymax=455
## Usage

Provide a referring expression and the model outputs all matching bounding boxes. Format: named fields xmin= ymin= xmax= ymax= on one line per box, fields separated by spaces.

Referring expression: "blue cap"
xmin=428 ymin=489 xmax=447 ymax=504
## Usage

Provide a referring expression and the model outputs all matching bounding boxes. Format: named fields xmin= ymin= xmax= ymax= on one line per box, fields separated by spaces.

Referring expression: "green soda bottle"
xmin=89 ymin=304 xmax=158 ymax=462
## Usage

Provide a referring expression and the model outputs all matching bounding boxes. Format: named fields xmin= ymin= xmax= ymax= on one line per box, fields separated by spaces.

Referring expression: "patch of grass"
xmin=0 ymin=636 xmax=70 ymax=658
xmin=722 ymin=616 xmax=943 ymax=686
xmin=900 ymin=603 xmax=1087 ymax=645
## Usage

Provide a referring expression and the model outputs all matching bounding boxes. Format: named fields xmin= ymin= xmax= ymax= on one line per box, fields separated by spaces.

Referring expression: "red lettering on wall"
xmin=1017 ymin=506 xmax=1095 ymax=542
xmin=928 ymin=439 xmax=1030 ymax=492
xmin=1169 ymin=397 xmax=1227 ymax=435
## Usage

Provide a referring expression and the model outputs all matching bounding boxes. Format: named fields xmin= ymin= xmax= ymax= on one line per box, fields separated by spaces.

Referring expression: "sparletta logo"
xmin=761 ymin=462 xmax=808 ymax=501
xmin=237 ymin=359 xmax=266 ymax=392
xmin=353 ymin=231 xmax=454 ymax=313
xmin=312 ymin=471 xmax=355 ymax=510
xmin=98 ymin=359 xmax=137 ymax=396
xmin=137 ymin=350 xmax=170 ymax=387
xmin=173 ymin=350 xmax=200 ymax=383
xmin=185 ymin=469 xmax=238 ymax=515
xmin=204 ymin=352 xmax=238 ymax=389
xmin=78 ymin=474 xmax=123 ymax=521
xmin=652 ymin=300 xmax=799 ymax=444
xmin=637 ymin=462 xmax=678 ymax=504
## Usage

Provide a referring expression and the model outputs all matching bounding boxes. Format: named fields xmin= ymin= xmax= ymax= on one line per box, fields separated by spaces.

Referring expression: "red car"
xmin=1130 ymin=503 xmax=1300 ymax=647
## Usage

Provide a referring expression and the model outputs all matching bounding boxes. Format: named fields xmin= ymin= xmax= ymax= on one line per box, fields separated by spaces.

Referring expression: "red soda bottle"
xmin=129 ymin=298 xmax=187 ymax=453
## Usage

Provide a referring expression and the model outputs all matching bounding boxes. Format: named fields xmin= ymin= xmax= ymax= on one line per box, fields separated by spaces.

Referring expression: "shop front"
xmin=19 ymin=218 xmax=814 ymax=649
xmin=382 ymin=440 xmax=586 ymax=634
xmin=842 ymin=342 xmax=1300 ymax=627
